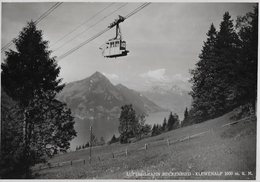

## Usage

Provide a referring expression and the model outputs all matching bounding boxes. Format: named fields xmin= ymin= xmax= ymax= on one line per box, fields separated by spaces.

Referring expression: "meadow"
xmin=33 ymin=111 xmax=256 ymax=180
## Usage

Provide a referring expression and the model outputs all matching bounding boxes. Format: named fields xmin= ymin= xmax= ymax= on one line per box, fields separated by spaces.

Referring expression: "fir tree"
xmin=213 ymin=12 xmax=240 ymax=113
xmin=151 ymin=124 xmax=157 ymax=136
xmin=189 ymin=23 xmax=218 ymax=122
xmin=167 ymin=112 xmax=175 ymax=131
xmin=162 ymin=117 xmax=167 ymax=132
xmin=86 ymin=142 xmax=90 ymax=148
xmin=1 ymin=21 xmax=76 ymax=178
xmin=235 ymin=5 xmax=258 ymax=111
xmin=184 ymin=108 xmax=189 ymax=121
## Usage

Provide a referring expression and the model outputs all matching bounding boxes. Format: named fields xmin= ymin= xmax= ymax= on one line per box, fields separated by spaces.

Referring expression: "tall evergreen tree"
xmin=109 ymin=135 xmax=117 ymax=144
xmin=235 ymin=5 xmax=258 ymax=111
xmin=151 ymin=124 xmax=157 ymax=136
xmin=86 ymin=142 xmax=90 ymax=148
xmin=1 ymin=21 xmax=76 ymax=178
xmin=162 ymin=117 xmax=167 ymax=132
xmin=189 ymin=23 xmax=218 ymax=122
xmin=184 ymin=107 xmax=189 ymax=121
xmin=167 ymin=112 xmax=175 ymax=131
xmin=213 ymin=12 xmax=240 ymax=113
xmin=189 ymin=9 xmax=257 ymax=123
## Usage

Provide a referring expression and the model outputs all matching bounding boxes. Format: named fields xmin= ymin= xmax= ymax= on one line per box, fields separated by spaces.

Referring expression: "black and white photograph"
xmin=0 ymin=1 xmax=258 ymax=180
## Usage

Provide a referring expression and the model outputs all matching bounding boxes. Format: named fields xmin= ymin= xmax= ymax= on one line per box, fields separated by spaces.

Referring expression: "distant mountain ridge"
xmin=56 ymin=71 xmax=164 ymax=120
xmin=140 ymin=85 xmax=192 ymax=115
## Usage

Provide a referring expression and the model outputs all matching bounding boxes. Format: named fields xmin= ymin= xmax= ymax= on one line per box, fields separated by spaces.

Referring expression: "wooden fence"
xmin=221 ymin=115 xmax=255 ymax=128
xmin=31 ymin=127 xmax=214 ymax=171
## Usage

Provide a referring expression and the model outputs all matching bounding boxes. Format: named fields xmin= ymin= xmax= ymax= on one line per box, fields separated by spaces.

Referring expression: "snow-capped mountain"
xmin=140 ymin=85 xmax=192 ymax=115
xmin=148 ymin=86 xmax=168 ymax=94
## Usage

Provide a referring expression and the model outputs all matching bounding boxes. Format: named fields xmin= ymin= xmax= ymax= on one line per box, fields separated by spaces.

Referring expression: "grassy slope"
xmin=34 ymin=111 xmax=256 ymax=179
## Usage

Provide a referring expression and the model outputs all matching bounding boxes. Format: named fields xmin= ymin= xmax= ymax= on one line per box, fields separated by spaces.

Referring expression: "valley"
xmin=56 ymin=72 xmax=190 ymax=151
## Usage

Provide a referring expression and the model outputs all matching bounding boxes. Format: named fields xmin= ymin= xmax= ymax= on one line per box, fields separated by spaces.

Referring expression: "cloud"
xmin=102 ymin=72 xmax=119 ymax=80
xmin=139 ymin=69 xmax=192 ymax=91
xmin=102 ymin=72 xmax=128 ymax=85
xmin=140 ymin=69 xmax=171 ymax=83
xmin=171 ymin=73 xmax=190 ymax=83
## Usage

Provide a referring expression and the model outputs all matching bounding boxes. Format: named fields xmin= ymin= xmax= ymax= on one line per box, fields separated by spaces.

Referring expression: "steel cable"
xmin=1 ymin=2 xmax=63 ymax=53
xmin=56 ymin=2 xmax=151 ymax=61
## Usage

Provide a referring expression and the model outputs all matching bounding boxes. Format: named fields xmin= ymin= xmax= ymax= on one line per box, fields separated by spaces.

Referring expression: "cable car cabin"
xmin=102 ymin=39 xmax=129 ymax=58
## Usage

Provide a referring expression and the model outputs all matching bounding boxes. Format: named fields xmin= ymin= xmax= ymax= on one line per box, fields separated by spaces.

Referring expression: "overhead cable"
xmin=54 ymin=3 xmax=128 ymax=53
xmin=1 ymin=2 xmax=63 ymax=53
xmin=35 ymin=2 xmax=63 ymax=24
xmin=56 ymin=2 xmax=151 ymax=61
xmin=50 ymin=3 xmax=115 ymax=48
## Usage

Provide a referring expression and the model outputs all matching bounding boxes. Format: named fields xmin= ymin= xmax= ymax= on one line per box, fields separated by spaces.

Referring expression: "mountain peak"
xmin=149 ymin=86 xmax=166 ymax=94
xmin=92 ymin=71 xmax=104 ymax=78
xmin=88 ymin=71 xmax=111 ymax=84
xmin=170 ymin=84 xmax=180 ymax=91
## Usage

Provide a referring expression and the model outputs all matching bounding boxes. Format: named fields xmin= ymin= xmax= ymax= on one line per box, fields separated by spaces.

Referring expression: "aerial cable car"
xmin=100 ymin=15 xmax=129 ymax=58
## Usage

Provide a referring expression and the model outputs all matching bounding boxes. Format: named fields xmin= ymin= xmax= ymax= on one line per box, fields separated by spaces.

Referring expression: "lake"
xmin=69 ymin=111 xmax=181 ymax=151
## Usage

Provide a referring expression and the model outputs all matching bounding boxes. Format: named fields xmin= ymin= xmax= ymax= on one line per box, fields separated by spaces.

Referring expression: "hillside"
xmin=56 ymin=71 xmax=164 ymax=120
xmin=33 ymin=110 xmax=256 ymax=180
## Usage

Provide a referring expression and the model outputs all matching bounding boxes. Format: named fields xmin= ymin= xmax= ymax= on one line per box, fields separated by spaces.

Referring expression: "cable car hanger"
xmin=100 ymin=15 xmax=129 ymax=58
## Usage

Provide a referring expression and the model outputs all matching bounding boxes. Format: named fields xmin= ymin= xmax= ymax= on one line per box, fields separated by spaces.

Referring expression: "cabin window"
xmin=110 ymin=42 xmax=115 ymax=48
xmin=115 ymin=41 xmax=119 ymax=47
xmin=121 ymin=41 xmax=126 ymax=48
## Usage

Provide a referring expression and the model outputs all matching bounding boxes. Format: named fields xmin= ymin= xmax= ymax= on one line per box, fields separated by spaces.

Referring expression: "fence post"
xmin=112 ymin=152 xmax=114 ymax=158
xmin=167 ymin=139 xmax=170 ymax=145
xmin=98 ymin=156 xmax=101 ymax=162
xmin=126 ymin=149 xmax=128 ymax=155
xmin=145 ymin=143 xmax=147 ymax=150
xmin=188 ymin=134 xmax=190 ymax=140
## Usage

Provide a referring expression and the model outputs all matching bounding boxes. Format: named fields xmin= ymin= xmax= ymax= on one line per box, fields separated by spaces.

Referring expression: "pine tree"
xmin=235 ymin=5 xmax=258 ymax=111
xmin=157 ymin=124 xmax=162 ymax=135
xmin=189 ymin=23 xmax=218 ymax=122
xmin=162 ymin=117 xmax=167 ymax=132
xmin=167 ymin=112 xmax=175 ymax=131
xmin=108 ymin=135 xmax=118 ymax=145
xmin=184 ymin=108 xmax=189 ymax=121
xmin=151 ymin=124 xmax=157 ymax=136
xmin=189 ymin=9 xmax=257 ymax=123
xmin=213 ymin=12 xmax=240 ymax=113
xmin=86 ymin=142 xmax=90 ymax=148
xmin=1 ymin=21 xmax=76 ymax=178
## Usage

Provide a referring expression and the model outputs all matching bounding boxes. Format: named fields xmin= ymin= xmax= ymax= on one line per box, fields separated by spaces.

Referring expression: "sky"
xmin=1 ymin=1 xmax=257 ymax=91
